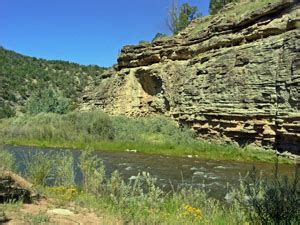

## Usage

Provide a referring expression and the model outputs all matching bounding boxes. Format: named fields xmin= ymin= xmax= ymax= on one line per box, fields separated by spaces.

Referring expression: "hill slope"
xmin=0 ymin=47 xmax=106 ymax=117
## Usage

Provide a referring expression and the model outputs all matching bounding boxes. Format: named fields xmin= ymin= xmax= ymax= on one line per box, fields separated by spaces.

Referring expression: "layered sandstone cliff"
xmin=81 ymin=0 xmax=300 ymax=154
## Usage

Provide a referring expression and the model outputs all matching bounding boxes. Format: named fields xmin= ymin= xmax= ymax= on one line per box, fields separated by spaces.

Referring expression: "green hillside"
xmin=0 ymin=47 xmax=106 ymax=118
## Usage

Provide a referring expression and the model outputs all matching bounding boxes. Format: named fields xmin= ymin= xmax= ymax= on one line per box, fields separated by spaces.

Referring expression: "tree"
xmin=167 ymin=1 xmax=201 ymax=35
xmin=209 ymin=0 xmax=237 ymax=15
xmin=167 ymin=0 xmax=179 ymax=34
xmin=177 ymin=3 xmax=199 ymax=32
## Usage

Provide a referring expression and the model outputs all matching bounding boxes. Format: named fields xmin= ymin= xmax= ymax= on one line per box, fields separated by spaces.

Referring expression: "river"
xmin=4 ymin=145 xmax=296 ymax=200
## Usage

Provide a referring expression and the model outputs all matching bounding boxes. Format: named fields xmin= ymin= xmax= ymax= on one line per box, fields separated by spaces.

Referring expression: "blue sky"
xmin=1 ymin=0 xmax=210 ymax=67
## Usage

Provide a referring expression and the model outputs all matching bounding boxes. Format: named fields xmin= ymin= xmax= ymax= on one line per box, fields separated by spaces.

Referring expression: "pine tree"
xmin=177 ymin=3 xmax=199 ymax=32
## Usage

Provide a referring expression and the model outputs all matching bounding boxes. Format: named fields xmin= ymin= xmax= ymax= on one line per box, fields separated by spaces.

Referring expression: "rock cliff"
xmin=81 ymin=0 xmax=300 ymax=154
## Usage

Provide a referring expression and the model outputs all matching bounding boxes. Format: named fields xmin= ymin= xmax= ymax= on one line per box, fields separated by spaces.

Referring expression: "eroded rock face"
xmin=81 ymin=0 xmax=300 ymax=154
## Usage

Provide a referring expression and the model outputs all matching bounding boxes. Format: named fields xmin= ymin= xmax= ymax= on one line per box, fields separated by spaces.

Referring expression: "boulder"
xmin=0 ymin=171 xmax=38 ymax=203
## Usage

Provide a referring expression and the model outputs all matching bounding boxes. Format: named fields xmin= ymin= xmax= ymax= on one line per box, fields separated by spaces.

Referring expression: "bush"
xmin=236 ymin=159 xmax=300 ymax=224
xmin=25 ymin=87 xmax=71 ymax=115
xmin=0 ymin=104 xmax=16 ymax=119
xmin=23 ymin=152 xmax=54 ymax=186
xmin=65 ymin=111 xmax=114 ymax=140
xmin=79 ymin=151 xmax=105 ymax=194
xmin=23 ymin=151 xmax=75 ymax=187
xmin=52 ymin=151 xmax=75 ymax=187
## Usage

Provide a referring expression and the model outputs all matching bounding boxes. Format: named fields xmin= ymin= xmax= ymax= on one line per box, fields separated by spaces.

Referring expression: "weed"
xmin=23 ymin=212 xmax=50 ymax=224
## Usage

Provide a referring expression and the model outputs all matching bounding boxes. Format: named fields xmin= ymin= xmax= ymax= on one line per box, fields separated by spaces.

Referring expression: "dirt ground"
xmin=3 ymin=199 xmax=122 ymax=225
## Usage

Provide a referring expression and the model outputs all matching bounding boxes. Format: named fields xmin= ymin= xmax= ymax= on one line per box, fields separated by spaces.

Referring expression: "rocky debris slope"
xmin=81 ymin=0 xmax=300 ymax=154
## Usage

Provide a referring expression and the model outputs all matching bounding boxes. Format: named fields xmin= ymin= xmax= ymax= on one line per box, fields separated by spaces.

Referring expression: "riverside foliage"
xmin=0 ymin=149 xmax=299 ymax=224
xmin=0 ymin=111 xmax=291 ymax=163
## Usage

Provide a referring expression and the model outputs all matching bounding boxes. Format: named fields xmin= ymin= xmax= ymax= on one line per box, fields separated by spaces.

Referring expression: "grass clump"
xmin=22 ymin=150 xmax=74 ymax=187
xmin=0 ymin=111 xmax=290 ymax=163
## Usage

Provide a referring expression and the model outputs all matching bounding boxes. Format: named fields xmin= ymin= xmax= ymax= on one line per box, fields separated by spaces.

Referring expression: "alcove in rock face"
xmin=137 ymin=72 xmax=163 ymax=96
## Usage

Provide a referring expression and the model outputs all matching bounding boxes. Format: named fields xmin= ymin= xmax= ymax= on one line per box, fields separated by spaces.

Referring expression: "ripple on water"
xmin=214 ymin=166 xmax=227 ymax=170
xmin=208 ymin=176 xmax=220 ymax=180
xmin=129 ymin=175 xmax=138 ymax=180
xmin=193 ymin=171 xmax=205 ymax=176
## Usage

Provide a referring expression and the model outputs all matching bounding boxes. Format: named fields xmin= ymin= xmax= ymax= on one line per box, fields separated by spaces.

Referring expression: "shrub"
xmin=236 ymin=159 xmax=300 ymax=224
xmin=0 ymin=104 xmax=16 ymax=119
xmin=23 ymin=150 xmax=75 ymax=187
xmin=65 ymin=111 xmax=114 ymax=140
xmin=25 ymin=87 xmax=71 ymax=115
xmin=23 ymin=152 xmax=54 ymax=186
xmin=52 ymin=151 xmax=75 ymax=187
xmin=79 ymin=151 xmax=105 ymax=194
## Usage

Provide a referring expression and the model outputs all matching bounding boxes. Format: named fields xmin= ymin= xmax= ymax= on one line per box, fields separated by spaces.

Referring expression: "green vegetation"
xmin=193 ymin=0 xmax=282 ymax=34
xmin=25 ymin=86 xmax=71 ymax=115
xmin=167 ymin=1 xmax=201 ymax=35
xmin=0 ymin=149 xmax=15 ymax=175
xmin=234 ymin=160 xmax=300 ymax=224
xmin=152 ymin=33 xmax=169 ymax=42
xmin=0 ymin=103 xmax=15 ymax=119
xmin=1 ymin=151 xmax=299 ymax=224
xmin=23 ymin=213 xmax=50 ymax=224
xmin=0 ymin=111 xmax=292 ymax=163
xmin=22 ymin=151 xmax=75 ymax=187
xmin=80 ymin=151 xmax=105 ymax=194
xmin=209 ymin=0 xmax=238 ymax=15
xmin=0 ymin=47 xmax=106 ymax=118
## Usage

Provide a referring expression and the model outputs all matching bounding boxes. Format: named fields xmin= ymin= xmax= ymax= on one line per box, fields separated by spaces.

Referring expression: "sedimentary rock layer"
xmin=81 ymin=0 xmax=300 ymax=154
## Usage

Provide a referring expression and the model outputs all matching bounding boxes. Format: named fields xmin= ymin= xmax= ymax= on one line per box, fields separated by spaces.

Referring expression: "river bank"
xmin=0 ymin=111 xmax=294 ymax=164
xmin=1 ymin=148 xmax=299 ymax=225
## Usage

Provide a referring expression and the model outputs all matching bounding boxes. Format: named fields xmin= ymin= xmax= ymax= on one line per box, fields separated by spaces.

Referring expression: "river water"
xmin=4 ymin=145 xmax=296 ymax=200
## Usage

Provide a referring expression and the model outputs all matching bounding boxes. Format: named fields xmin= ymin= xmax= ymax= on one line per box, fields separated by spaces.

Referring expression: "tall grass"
xmin=0 ymin=111 xmax=290 ymax=163
xmin=79 ymin=151 xmax=105 ymax=194
xmin=22 ymin=151 xmax=74 ymax=187
xmin=0 ymin=148 xmax=15 ymax=175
